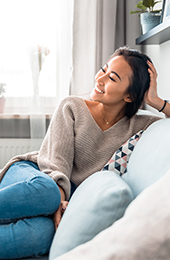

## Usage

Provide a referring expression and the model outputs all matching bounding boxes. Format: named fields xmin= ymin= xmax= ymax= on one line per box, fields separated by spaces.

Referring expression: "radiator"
xmin=0 ymin=139 xmax=43 ymax=169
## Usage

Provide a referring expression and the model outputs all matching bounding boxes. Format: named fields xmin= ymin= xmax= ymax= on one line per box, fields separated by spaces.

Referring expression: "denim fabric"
xmin=0 ymin=160 xmax=61 ymax=259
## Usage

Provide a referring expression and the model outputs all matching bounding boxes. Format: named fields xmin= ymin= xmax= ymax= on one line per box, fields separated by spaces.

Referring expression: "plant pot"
xmin=0 ymin=97 xmax=6 ymax=113
xmin=140 ymin=13 xmax=161 ymax=34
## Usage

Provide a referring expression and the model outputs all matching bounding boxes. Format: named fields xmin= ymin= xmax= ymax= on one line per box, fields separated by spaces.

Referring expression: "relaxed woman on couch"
xmin=0 ymin=46 xmax=170 ymax=259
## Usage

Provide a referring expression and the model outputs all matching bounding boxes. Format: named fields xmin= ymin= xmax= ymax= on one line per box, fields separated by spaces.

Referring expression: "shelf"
xmin=136 ymin=19 xmax=170 ymax=45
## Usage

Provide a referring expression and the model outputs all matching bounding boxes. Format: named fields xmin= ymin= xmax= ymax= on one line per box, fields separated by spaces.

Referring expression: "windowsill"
xmin=0 ymin=114 xmax=51 ymax=138
xmin=0 ymin=113 xmax=52 ymax=119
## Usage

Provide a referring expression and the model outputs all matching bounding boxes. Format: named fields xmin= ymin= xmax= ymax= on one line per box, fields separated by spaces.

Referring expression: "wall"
xmin=142 ymin=1 xmax=170 ymax=116
xmin=143 ymin=40 xmax=170 ymax=116
xmin=0 ymin=139 xmax=42 ymax=169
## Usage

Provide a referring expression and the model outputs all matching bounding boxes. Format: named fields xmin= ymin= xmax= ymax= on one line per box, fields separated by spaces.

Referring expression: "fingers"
xmin=53 ymin=201 xmax=69 ymax=230
xmin=147 ymin=60 xmax=157 ymax=77
xmin=145 ymin=60 xmax=159 ymax=106
xmin=61 ymin=201 xmax=68 ymax=213
xmin=53 ymin=208 xmax=62 ymax=230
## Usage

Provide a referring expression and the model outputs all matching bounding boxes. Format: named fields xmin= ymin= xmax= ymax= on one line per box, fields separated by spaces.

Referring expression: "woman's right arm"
xmin=53 ymin=185 xmax=68 ymax=230
xmin=37 ymin=97 xmax=75 ymax=201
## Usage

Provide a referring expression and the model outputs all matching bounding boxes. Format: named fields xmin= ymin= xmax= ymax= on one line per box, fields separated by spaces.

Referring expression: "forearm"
xmin=161 ymin=100 xmax=170 ymax=118
xmin=147 ymin=97 xmax=170 ymax=117
xmin=38 ymin=98 xmax=75 ymax=200
xmin=145 ymin=62 xmax=170 ymax=118
xmin=58 ymin=184 xmax=66 ymax=201
xmin=53 ymin=184 xmax=68 ymax=230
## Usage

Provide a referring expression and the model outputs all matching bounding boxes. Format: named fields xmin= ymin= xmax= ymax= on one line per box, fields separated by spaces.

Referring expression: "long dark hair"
xmin=112 ymin=46 xmax=152 ymax=118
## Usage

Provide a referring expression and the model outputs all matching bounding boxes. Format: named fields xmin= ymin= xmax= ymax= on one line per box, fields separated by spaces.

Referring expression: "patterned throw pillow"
xmin=103 ymin=130 xmax=144 ymax=176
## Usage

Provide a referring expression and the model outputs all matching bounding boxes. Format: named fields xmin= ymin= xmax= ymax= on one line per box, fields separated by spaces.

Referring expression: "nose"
xmin=98 ymin=80 xmax=104 ymax=87
xmin=95 ymin=71 xmax=107 ymax=85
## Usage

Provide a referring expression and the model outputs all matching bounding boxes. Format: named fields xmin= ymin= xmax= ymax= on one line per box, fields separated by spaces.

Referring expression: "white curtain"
xmin=28 ymin=1 xmax=73 ymax=139
xmin=70 ymin=0 xmax=141 ymax=96
xmin=0 ymin=0 xmax=73 ymax=140
xmin=28 ymin=45 xmax=48 ymax=139
xmin=0 ymin=0 xmax=140 ymax=140
xmin=71 ymin=0 xmax=117 ymax=97
xmin=28 ymin=0 xmax=73 ymax=139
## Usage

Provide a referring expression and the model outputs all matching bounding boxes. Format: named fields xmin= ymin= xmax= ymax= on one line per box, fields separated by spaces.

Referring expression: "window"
xmin=0 ymin=0 xmax=73 ymax=114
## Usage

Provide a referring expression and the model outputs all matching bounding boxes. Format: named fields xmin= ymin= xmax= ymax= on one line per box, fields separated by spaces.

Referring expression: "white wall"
xmin=142 ymin=1 xmax=170 ymax=116
xmin=143 ymin=41 xmax=170 ymax=116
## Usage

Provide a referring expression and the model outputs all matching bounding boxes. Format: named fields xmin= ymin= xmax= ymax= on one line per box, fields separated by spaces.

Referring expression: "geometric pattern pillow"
xmin=103 ymin=130 xmax=144 ymax=176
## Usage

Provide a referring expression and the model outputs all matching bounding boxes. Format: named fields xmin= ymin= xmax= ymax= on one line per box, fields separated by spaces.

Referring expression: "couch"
xmin=4 ymin=116 xmax=170 ymax=260
xmin=48 ymin=118 xmax=170 ymax=260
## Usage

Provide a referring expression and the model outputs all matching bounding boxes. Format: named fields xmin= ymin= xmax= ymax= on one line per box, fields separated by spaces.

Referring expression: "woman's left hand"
xmin=53 ymin=200 xmax=68 ymax=230
xmin=53 ymin=185 xmax=68 ymax=230
xmin=144 ymin=60 xmax=159 ymax=106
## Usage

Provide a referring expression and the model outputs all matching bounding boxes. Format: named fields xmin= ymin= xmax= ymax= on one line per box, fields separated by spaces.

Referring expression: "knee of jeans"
xmin=26 ymin=175 xmax=61 ymax=214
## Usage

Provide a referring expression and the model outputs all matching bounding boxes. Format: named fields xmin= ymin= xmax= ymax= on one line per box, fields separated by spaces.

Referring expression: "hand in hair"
xmin=145 ymin=61 xmax=170 ymax=116
xmin=144 ymin=61 xmax=159 ymax=107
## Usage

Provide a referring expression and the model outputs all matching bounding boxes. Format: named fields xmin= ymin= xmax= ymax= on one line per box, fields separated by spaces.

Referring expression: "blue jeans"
xmin=0 ymin=160 xmax=61 ymax=259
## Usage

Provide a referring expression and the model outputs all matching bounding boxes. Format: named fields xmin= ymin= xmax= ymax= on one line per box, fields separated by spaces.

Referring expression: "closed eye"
xmin=101 ymin=66 xmax=116 ymax=82
xmin=100 ymin=67 xmax=105 ymax=73
xmin=109 ymin=76 xmax=116 ymax=82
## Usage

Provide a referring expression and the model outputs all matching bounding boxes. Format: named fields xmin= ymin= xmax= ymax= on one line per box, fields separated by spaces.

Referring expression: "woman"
xmin=0 ymin=46 xmax=169 ymax=259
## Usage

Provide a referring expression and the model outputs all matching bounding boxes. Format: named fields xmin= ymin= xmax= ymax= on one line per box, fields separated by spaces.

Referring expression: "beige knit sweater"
xmin=0 ymin=96 xmax=161 ymax=200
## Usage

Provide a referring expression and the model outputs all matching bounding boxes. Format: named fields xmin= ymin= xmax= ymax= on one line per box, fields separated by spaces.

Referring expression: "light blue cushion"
xmin=49 ymin=171 xmax=133 ymax=260
xmin=123 ymin=119 xmax=170 ymax=198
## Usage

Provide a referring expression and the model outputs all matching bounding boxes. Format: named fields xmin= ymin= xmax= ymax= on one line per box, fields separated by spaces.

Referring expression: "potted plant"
xmin=0 ymin=83 xmax=6 ymax=113
xmin=130 ymin=0 xmax=162 ymax=34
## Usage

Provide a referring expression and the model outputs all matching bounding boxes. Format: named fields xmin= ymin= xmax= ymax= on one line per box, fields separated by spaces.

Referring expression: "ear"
xmin=124 ymin=95 xmax=133 ymax=103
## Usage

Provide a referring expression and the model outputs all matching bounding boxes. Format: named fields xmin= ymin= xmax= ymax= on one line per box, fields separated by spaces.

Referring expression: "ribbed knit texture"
xmin=0 ymin=96 xmax=161 ymax=200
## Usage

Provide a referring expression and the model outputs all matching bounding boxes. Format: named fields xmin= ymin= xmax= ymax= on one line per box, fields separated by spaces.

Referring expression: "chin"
xmin=90 ymin=92 xmax=94 ymax=101
xmin=90 ymin=90 xmax=102 ymax=103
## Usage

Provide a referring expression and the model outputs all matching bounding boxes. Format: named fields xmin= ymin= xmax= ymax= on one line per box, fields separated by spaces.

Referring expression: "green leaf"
xmin=143 ymin=0 xmax=154 ymax=8
xmin=151 ymin=8 xmax=162 ymax=12
xmin=130 ymin=0 xmax=161 ymax=14
xmin=136 ymin=1 xmax=147 ymax=10
xmin=130 ymin=10 xmax=143 ymax=14
xmin=143 ymin=0 xmax=161 ymax=10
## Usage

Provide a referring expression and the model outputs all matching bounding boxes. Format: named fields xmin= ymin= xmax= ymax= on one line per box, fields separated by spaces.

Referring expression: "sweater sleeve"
xmin=37 ymin=98 xmax=75 ymax=200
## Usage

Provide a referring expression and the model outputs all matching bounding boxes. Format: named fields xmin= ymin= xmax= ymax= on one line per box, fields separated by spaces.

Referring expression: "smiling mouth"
xmin=95 ymin=86 xmax=105 ymax=94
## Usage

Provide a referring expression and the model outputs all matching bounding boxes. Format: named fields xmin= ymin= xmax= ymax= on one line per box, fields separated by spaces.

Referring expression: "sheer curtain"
xmin=70 ymin=0 xmax=140 ymax=96
xmin=0 ymin=0 xmax=73 ymax=140
xmin=0 ymin=0 xmax=140 ymax=140
xmin=28 ymin=1 xmax=73 ymax=139
xmin=70 ymin=0 xmax=117 ymax=96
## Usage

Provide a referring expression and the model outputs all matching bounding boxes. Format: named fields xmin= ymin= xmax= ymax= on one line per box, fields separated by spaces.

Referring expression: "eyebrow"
xmin=106 ymin=63 xmax=121 ymax=81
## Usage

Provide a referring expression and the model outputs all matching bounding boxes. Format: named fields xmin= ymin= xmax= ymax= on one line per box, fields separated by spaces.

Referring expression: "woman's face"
xmin=90 ymin=55 xmax=133 ymax=106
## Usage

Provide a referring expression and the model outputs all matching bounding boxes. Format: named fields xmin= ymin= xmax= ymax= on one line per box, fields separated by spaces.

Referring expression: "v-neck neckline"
xmin=81 ymin=98 xmax=127 ymax=133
